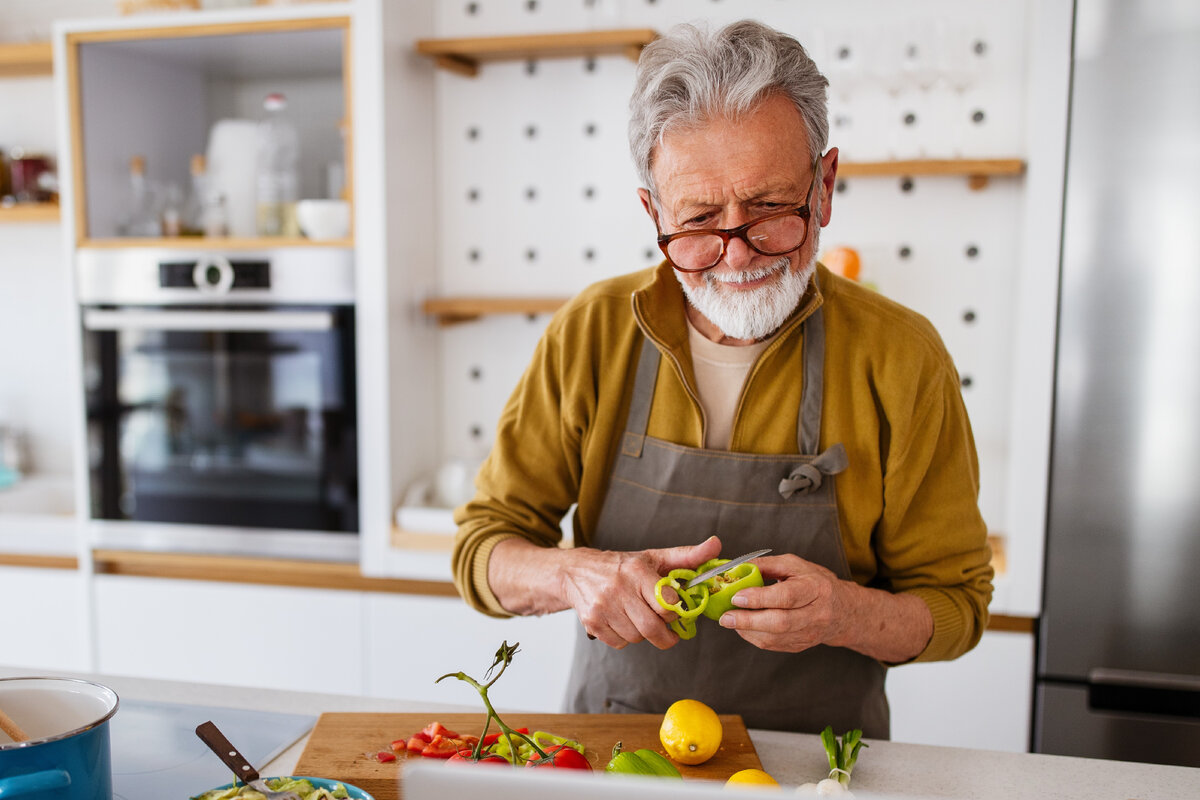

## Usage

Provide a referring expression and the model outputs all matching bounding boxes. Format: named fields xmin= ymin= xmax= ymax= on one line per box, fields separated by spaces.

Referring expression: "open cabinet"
xmin=64 ymin=15 xmax=351 ymax=248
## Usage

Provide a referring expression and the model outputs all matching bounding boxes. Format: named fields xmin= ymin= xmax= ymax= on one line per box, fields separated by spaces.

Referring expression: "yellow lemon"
xmin=659 ymin=699 xmax=723 ymax=765
xmin=725 ymin=768 xmax=781 ymax=789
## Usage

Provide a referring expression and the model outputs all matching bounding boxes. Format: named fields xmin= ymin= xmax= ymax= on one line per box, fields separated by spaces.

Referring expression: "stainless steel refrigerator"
xmin=1034 ymin=0 xmax=1200 ymax=766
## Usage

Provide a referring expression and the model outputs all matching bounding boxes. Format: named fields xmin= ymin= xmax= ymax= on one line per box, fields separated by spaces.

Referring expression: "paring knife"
xmin=684 ymin=548 xmax=771 ymax=588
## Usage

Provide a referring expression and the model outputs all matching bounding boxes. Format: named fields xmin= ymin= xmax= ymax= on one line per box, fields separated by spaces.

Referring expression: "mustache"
xmin=702 ymin=256 xmax=792 ymax=286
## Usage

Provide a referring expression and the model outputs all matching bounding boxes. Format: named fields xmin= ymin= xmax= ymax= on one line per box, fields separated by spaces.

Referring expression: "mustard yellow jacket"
xmin=452 ymin=262 xmax=993 ymax=663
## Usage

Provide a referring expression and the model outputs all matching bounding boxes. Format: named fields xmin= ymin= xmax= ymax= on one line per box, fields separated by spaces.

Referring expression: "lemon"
xmin=725 ymin=768 xmax=781 ymax=789
xmin=659 ymin=699 xmax=723 ymax=765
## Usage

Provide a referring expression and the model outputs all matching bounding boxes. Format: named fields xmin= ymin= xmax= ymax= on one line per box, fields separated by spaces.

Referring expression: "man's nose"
xmin=722 ymin=233 xmax=756 ymax=269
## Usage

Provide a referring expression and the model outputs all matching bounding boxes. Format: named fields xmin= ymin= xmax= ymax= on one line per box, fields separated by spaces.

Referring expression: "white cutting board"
xmin=111 ymin=699 xmax=315 ymax=800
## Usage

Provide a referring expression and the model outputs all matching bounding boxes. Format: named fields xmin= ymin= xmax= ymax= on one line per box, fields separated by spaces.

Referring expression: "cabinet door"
xmin=94 ymin=575 xmax=365 ymax=694
xmin=0 ymin=566 xmax=89 ymax=671
xmin=365 ymin=594 xmax=578 ymax=712
xmin=886 ymin=630 xmax=1033 ymax=752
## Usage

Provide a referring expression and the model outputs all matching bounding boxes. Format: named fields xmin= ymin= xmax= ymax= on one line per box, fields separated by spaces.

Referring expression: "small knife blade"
xmin=684 ymin=548 xmax=771 ymax=589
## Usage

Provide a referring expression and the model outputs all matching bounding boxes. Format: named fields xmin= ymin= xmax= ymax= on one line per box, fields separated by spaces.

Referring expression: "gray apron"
xmin=564 ymin=306 xmax=890 ymax=737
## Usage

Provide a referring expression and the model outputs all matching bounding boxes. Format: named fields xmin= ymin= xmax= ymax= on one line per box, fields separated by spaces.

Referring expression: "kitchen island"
xmin=2 ymin=667 xmax=1196 ymax=799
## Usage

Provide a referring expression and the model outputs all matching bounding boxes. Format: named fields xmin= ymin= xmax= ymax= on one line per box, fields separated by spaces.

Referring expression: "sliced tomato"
xmin=420 ymin=734 xmax=462 ymax=759
xmin=482 ymin=727 xmax=529 ymax=747
xmin=406 ymin=735 xmax=429 ymax=753
xmin=376 ymin=751 xmax=397 ymax=763
xmin=421 ymin=722 xmax=459 ymax=740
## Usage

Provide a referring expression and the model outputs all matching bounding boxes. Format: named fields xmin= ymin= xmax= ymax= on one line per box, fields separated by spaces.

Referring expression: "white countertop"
xmin=3 ymin=667 xmax=1196 ymax=800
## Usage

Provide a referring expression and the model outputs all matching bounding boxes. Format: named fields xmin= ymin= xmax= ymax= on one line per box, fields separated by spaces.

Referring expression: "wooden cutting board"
xmin=294 ymin=712 xmax=763 ymax=800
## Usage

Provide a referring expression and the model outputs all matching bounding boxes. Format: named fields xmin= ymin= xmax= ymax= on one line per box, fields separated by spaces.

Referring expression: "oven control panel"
xmin=159 ymin=257 xmax=271 ymax=292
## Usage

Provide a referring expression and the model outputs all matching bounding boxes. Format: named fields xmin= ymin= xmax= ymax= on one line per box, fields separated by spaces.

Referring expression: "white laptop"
xmin=402 ymin=760 xmax=921 ymax=800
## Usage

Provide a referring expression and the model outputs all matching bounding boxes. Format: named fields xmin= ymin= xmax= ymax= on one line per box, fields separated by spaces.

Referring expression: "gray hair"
xmin=629 ymin=19 xmax=829 ymax=196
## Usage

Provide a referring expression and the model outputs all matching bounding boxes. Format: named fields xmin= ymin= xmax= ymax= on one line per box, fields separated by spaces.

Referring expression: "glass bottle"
xmin=120 ymin=155 xmax=160 ymax=237
xmin=256 ymin=92 xmax=300 ymax=236
xmin=180 ymin=154 xmax=207 ymax=237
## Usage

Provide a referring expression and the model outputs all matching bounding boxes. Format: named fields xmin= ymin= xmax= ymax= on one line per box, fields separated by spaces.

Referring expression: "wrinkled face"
xmin=640 ymin=93 xmax=837 ymax=343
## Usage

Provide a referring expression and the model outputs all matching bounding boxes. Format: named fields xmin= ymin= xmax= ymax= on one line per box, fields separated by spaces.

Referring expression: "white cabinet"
xmin=887 ymin=630 xmax=1033 ymax=752
xmin=364 ymin=593 xmax=577 ymax=712
xmin=0 ymin=565 xmax=89 ymax=672
xmin=93 ymin=575 xmax=366 ymax=694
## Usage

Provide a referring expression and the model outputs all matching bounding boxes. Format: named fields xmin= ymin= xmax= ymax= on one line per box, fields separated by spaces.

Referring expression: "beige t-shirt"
xmin=687 ymin=321 xmax=776 ymax=450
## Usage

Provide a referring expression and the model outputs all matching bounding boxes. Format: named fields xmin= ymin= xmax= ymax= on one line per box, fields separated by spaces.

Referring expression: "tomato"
xmin=524 ymin=744 xmax=592 ymax=771
xmin=447 ymin=749 xmax=510 ymax=766
xmin=406 ymin=735 xmax=430 ymax=753
xmin=376 ymin=751 xmax=397 ymax=763
xmin=421 ymin=722 xmax=459 ymax=740
xmin=420 ymin=734 xmax=462 ymax=758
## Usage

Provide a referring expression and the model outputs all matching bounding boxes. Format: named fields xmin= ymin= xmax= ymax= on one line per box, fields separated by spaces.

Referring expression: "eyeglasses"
xmin=655 ymin=158 xmax=821 ymax=273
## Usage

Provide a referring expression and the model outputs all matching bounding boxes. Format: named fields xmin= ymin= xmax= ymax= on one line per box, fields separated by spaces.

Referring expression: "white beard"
xmin=678 ymin=247 xmax=818 ymax=341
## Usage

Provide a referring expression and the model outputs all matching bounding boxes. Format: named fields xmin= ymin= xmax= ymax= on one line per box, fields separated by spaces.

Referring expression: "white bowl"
xmin=296 ymin=199 xmax=350 ymax=240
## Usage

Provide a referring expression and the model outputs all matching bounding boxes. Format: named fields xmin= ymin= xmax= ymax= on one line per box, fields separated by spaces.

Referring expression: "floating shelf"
xmin=0 ymin=202 xmax=60 ymax=223
xmin=0 ymin=41 xmax=53 ymax=77
xmin=839 ymin=158 xmax=1026 ymax=190
xmin=423 ymin=296 xmax=569 ymax=325
xmin=415 ymin=28 xmax=658 ymax=77
xmin=77 ymin=235 xmax=353 ymax=250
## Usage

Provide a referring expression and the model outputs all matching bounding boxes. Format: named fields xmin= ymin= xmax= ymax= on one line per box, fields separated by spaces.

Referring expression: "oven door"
xmin=83 ymin=305 xmax=357 ymax=533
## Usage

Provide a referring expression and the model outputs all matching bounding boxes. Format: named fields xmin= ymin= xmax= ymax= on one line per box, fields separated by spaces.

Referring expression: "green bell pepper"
xmin=653 ymin=569 xmax=709 ymax=639
xmin=605 ymin=741 xmax=682 ymax=778
xmin=694 ymin=557 xmax=765 ymax=620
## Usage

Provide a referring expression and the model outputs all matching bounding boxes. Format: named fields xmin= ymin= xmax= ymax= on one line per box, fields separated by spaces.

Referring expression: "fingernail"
xmin=731 ymin=593 xmax=747 ymax=607
xmin=719 ymin=613 xmax=734 ymax=628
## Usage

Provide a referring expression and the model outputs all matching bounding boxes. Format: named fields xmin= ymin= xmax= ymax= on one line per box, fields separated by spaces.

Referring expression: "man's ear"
xmin=818 ymin=147 xmax=839 ymax=228
xmin=637 ymin=188 xmax=660 ymax=229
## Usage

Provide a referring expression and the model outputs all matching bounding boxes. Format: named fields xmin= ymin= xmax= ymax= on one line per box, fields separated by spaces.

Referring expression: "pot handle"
xmin=0 ymin=769 xmax=72 ymax=798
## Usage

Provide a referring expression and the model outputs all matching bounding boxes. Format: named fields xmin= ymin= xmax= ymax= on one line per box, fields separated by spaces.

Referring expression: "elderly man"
xmin=452 ymin=19 xmax=993 ymax=737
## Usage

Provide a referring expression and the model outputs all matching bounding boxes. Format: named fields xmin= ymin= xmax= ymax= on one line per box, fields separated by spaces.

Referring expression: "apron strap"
xmin=626 ymin=294 xmax=826 ymax=459
xmin=620 ymin=336 xmax=662 ymax=458
xmin=799 ymin=303 xmax=826 ymax=456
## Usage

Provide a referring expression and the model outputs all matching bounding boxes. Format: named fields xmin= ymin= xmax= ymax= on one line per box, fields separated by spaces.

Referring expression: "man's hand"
xmin=716 ymin=554 xmax=934 ymax=663
xmin=488 ymin=535 xmax=723 ymax=651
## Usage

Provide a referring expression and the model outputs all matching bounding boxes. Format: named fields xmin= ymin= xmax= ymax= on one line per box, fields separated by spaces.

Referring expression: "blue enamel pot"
xmin=0 ymin=677 xmax=119 ymax=800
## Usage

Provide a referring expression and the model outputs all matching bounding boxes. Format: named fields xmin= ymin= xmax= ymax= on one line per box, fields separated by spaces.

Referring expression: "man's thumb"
xmin=658 ymin=535 xmax=722 ymax=571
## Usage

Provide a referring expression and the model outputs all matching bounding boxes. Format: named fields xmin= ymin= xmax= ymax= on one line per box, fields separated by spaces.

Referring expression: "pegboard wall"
xmin=428 ymin=0 xmax=1032 ymax=533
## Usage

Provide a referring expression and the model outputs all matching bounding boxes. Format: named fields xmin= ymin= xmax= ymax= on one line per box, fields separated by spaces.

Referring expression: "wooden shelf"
xmin=0 ymin=202 xmax=60 ymax=223
xmin=0 ymin=41 xmax=53 ymax=77
xmin=840 ymin=158 xmax=1025 ymax=190
xmin=415 ymin=28 xmax=658 ymax=77
xmin=422 ymin=295 xmax=569 ymax=325
xmin=77 ymin=235 xmax=353 ymax=249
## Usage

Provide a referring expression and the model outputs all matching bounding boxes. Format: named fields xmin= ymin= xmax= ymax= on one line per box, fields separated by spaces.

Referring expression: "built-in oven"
xmin=78 ymin=248 xmax=358 ymax=536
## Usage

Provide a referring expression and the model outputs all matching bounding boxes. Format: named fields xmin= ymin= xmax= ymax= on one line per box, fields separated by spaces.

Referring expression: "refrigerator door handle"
xmin=1088 ymin=668 xmax=1200 ymax=719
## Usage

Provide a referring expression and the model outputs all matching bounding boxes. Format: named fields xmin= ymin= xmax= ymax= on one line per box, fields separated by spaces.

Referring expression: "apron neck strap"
xmin=799 ymin=304 xmax=825 ymax=456
xmin=626 ymin=303 xmax=826 ymax=455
